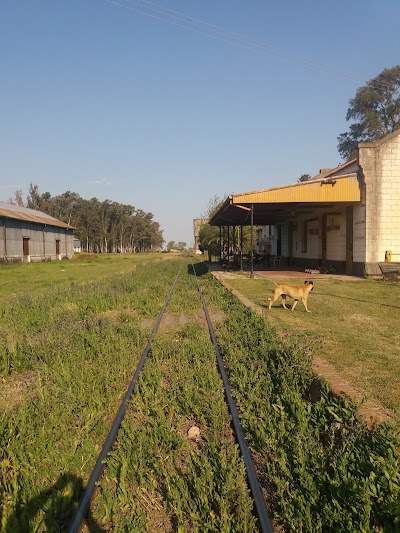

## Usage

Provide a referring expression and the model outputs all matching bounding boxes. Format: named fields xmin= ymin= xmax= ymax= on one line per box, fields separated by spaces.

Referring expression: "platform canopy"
xmin=209 ymin=173 xmax=361 ymax=227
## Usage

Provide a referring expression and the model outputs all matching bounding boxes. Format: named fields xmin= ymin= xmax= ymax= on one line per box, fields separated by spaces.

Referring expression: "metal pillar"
xmin=240 ymin=226 xmax=243 ymax=270
xmin=219 ymin=226 xmax=222 ymax=262
xmin=227 ymin=226 xmax=230 ymax=262
xmin=250 ymin=204 xmax=254 ymax=278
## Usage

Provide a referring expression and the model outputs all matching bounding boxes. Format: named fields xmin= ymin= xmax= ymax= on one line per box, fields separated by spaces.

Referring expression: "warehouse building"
xmin=0 ymin=202 xmax=75 ymax=264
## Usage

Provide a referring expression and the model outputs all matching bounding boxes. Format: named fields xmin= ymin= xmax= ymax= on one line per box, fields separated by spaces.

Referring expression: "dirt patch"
xmin=0 ymin=371 xmax=38 ymax=412
xmin=153 ymin=311 xmax=225 ymax=333
xmin=141 ymin=317 xmax=154 ymax=329
xmin=137 ymin=488 xmax=173 ymax=533
xmin=104 ymin=308 xmax=137 ymax=324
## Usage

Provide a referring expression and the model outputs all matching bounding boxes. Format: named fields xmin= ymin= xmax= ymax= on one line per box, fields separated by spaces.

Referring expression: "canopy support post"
xmin=250 ymin=204 xmax=254 ymax=278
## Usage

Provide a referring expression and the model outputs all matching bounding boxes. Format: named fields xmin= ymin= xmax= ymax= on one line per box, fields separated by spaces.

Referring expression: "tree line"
xmin=9 ymin=184 xmax=164 ymax=253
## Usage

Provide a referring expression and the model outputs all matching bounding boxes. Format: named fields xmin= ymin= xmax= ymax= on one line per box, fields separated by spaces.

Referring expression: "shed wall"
xmin=1 ymin=219 xmax=74 ymax=263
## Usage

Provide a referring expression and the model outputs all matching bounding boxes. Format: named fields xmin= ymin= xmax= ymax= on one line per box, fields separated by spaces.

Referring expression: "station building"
xmin=209 ymin=129 xmax=400 ymax=277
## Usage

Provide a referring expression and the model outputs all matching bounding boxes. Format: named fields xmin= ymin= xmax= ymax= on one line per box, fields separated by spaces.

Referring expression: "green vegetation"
xmin=10 ymin=183 xmax=164 ymax=252
xmin=205 ymin=279 xmax=400 ymax=532
xmin=0 ymin=253 xmax=168 ymax=301
xmin=0 ymin=259 xmax=180 ymax=531
xmin=91 ymin=269 xmax=257 ymax=531
xmin=197 ymin=196 xmax=253 ymax=260
xmin=224 ymin=275 xmax=400 ymax=419
xmin=337 ymin=65 xmax=400 ymax=160
xmin=0 ymin=257 xmax=399 ymax=532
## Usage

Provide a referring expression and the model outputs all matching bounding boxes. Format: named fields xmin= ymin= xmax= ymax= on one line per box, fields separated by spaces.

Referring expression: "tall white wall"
xmin=326 ymin=212 xmax=346 ymax=261
xmin=352 ymin=204 xmax=366 ymax=264
xmin=359 ymin=131 xmax=400 ymax=272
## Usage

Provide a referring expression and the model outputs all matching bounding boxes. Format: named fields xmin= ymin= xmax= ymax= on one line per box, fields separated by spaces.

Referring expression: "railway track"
xmin=68 ymin=264 xmax=274 ymax=533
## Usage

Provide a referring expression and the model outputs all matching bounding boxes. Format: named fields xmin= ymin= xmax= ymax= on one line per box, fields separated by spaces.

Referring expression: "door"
xmin=23 ymin=237 xmax=30 ymax=256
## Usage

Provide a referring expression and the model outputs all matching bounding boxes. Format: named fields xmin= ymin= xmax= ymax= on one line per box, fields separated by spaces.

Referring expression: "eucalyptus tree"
xmin=198 ymin=196 xmax=224 ymax=259
xmin=15 ymin=184 xmax=164 ymax=252
xmin=337 ymin=65 xmax=400 ymax=160
xmin=7 ymin=189 xmax=24 ymax=206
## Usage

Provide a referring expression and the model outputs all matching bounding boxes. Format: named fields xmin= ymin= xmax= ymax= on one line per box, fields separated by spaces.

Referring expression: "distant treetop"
xmin=337 ymin=65 xmax=400 ymax=160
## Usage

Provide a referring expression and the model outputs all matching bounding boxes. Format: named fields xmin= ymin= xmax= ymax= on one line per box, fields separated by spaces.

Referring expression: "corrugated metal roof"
xmin=209 ymin=173 xmax=361 ymax=227
xmin=232 ymin=173 xmax=361 ymax=204
xmin=309 ymin=159 xmax=358 ymax=181
xmin=0 ymin=202 xmax=75 ymax=229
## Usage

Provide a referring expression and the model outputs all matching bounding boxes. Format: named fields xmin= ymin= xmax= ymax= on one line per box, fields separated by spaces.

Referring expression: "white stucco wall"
xmin=352 ymin=204 xmax=366 ymax=264
xmin=326 ymin=212 xmax=346 ymax=261
xmin=359 ymin=130 xmax=400 ymax=272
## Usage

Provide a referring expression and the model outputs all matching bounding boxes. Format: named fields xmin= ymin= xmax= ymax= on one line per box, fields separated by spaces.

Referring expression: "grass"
xmin=205 ymin=282 xmax=400 ymax=532
xmin=0 ymin=252 xmax=174 ymax=302
xmin=1 ymin=256 xmax=399 ymax=532
xmin=92 ymin=317 xmax=257 ymax=533
xmin=1 ymin=258 xmax=183 ymax=531
xmin=91 ymin=276 xmax=258 ymax=531
xmin=219 ymin=274 xmax=400 ymax=419
xmin=0 ymin=257 xmax=258 ymax=532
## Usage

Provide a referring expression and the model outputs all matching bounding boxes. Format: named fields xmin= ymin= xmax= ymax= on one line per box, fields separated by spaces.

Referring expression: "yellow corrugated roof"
xmin=232 ymin=173 xmax=360 ymax=204
xmin=209 ymin=173 xmax=361 ymax=226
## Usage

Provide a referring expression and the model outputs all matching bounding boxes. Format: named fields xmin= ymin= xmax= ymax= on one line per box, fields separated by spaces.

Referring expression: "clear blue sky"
xmin=1 ymin=1 xmax=399 ymax=248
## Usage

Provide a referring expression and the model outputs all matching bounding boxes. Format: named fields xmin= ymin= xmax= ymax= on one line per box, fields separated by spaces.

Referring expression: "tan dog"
xmin=268 ymin=280 xmax=314 ymax=312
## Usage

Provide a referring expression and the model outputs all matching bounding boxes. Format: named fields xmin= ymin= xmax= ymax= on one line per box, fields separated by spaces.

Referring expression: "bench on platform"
xmin=379 ymin=262 xmax=400 ymax=282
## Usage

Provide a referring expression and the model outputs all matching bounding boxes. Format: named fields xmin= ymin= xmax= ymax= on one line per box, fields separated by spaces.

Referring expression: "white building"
xmin=210 ymin=129 xmax=400 ymax=276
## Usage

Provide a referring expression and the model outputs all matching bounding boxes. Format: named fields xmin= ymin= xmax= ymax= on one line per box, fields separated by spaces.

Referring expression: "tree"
xmin=17 ymin=184 xmax=164 ymax=253
xmin=8 ymin=189 xmax=24 ymax=206
xmin=337 ymin=66 xmax=400 ymax=160
xmin=166 ymin=241 xmax=176 ymax=251
xmin=198 ymin=223 xmax=220 ymax=259
xmin=298 ymin=174 xmax=311 ymax=182
xmin=197 ymin=195 xmax=254 ymax=260
xmin=197 ymin=196 xmax=224 ymax=259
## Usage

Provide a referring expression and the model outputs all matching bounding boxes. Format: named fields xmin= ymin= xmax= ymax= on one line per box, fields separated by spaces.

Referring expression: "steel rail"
xmin=192 ymin=264 xmax=274 ymax=533
xmin=68 ymin=272 xmax=180 ymax=533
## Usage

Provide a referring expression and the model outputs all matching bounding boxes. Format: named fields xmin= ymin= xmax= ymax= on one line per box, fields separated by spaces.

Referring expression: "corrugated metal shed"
xmin=0 ymin=202 xmax=75 ymax=229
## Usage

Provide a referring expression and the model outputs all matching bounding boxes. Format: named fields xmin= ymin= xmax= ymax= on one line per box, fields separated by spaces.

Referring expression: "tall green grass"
xmin=93 ymin=323 xmax=257 ymax=532
xmin=1 ymin=259 xmax=399 ymax=532
xmin=0 ymin=259 xmax=193 ymax=531
xmin=202 ymin=274 xmax=400 ymax=532
xmin=89 ymin=261 xmax=257 ymax=531
xmin=228 ymin=275 xmax=400 ymax=418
